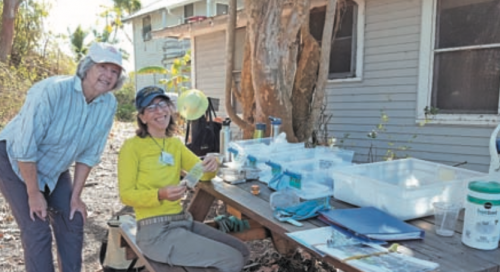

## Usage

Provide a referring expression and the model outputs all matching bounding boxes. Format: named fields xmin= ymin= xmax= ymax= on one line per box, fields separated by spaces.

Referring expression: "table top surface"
xmin=195 ymin=179 xmax=500 ymax=272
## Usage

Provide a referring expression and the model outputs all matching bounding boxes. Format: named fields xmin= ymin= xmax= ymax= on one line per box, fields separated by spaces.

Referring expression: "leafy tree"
xmin=138 ymin=50 xmax=191 ymax=94
xmin=0 ymin=0 xmax=24 ymax=63
xmin=137 ymin=65 xmax=166 ymax=86
xmin=0 ymin=0 xmax=75 ymax=126
xmin=112 ymin=0 xmax=141 ymax=15
xmin=69 ymin=25 xmax=89 ymax=62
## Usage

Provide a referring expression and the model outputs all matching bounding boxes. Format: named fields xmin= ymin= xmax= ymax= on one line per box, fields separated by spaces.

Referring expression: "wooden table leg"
xmin=188 ymin=187 xmax=216 ymax=222
xmin=270 ymin=231 xmax=296 ymax=257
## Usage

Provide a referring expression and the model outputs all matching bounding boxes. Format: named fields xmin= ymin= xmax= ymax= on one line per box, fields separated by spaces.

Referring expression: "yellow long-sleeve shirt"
xmin=118 ymin=135 xmax=213 ymax=221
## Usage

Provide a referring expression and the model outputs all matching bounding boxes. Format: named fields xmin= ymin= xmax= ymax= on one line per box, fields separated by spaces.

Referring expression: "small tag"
xmin=160 ymin=151 xmax=174 ymax=165
xmin=289 ymin=176 xmax=302 ymax=189
xmin=319 ymin=159 xmax=334 ymax=169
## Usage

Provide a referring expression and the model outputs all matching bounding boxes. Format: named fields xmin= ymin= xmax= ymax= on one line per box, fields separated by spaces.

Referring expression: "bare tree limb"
xmin=225 ymin=0 xmax=252 ymax=131
xmin=311 ymin=0 xmax=337 ymax=137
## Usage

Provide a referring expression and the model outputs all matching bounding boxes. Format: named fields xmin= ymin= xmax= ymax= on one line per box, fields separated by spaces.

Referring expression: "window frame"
xmin=216 ymin=3 xmax=229 ymax=16
xmin=142 ymin=15 xmax=152 ymax=41
xmin=184 ymin=3 xmax=194 ymax=21
xmin=327 ymin=0 xmax=365 ymax=83
xmin=417 ymin=0 xmax=500 ymax=126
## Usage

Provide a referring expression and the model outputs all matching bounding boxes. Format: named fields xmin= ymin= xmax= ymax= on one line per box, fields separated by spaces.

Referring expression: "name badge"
xmin=160 ymin=151 xmax=174 ymax=165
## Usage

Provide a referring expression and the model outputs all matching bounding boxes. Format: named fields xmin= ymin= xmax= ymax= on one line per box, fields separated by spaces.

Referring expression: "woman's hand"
xmin=70 ymin=196 xmax=88 ymax=223
xmin=202 ymin=155 xmax=219 ymax=173
xmin=27 ymin=191 xmax=48 ymax=221
xmin=158 ymin=185 xmax=186 ymax=201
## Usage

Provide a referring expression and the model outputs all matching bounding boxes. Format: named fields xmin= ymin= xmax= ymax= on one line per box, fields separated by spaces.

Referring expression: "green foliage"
xmin=70 ymin=25 xmax=89 ymax=62
xmin=0 ymin=63 xmax=31 ymax=127
xmin=160 ymin=50 xmax=191 ymax=94
xmin=138 ymin=50 xmax=192 ymax=95
xmin=114 ymin=74 xmax=136 ymax=122
xmin=0 ymin=0 xmax=76 ymax=129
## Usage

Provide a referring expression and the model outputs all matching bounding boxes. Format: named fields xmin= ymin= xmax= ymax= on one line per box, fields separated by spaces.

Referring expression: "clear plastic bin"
xmin=228 ymin=137 xmax=304 ymax=168
xmin=331 ymin=158 xmax=486 ymax=220
xmin=260 ymin=147 xmax=354 ymax=184
xmin=276 ymin=173 xmax=333 ymax=206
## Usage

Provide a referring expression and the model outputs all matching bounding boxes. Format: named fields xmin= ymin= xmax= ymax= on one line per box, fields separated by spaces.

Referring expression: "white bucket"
xmin=461 ymin=181 xmax=500 ymax=250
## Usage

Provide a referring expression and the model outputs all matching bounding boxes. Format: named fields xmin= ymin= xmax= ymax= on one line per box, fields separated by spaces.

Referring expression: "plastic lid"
xmin=468 ymin=181 xmax=500 ymax=194
xmin=255 ymin=123 xmax=266 ymax=130
xmin=269 ymin=116 xmax=282 ymax=125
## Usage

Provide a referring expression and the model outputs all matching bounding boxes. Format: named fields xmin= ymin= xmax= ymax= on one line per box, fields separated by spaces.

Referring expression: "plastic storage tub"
xmin=228 ymin=137 xmax=304 ymax=167
xmin=260 ymin=147 xmax=355 ymax=184
xmin=331 ymin=158 xmax=486 ymax=220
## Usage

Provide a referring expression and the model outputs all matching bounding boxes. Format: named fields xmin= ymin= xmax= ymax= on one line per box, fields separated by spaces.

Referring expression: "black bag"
xmin=185 ymin=98 xmax=221 ymax=156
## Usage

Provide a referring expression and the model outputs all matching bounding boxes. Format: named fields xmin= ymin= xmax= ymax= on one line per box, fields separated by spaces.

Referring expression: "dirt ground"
xmin=0 ymin=121 xmax=336 ymax=272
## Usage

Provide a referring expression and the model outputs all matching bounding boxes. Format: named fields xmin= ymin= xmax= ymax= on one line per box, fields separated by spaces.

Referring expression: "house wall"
xmin=130 ymin=2 xmax=207 ymax=92
xmin=191 ymin=0 xmax=494 ymax=172
xmin=325 ymin=0 xmax=492 ymax=172
xmin=193 ymin=28 xmax=247 ymax=140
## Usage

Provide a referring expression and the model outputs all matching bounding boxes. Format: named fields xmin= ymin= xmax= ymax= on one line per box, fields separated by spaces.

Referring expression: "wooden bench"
xmin=118 ymin=215 xmax=218 ymax=272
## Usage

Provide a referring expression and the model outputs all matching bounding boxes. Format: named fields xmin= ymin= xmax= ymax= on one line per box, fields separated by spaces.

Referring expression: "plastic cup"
xmin=432 ymin=202 xmax=460 ymax=237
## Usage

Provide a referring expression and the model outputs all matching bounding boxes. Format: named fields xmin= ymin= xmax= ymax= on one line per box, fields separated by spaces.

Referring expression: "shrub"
xmin=114 ymin=76 xmax=136 ymax=122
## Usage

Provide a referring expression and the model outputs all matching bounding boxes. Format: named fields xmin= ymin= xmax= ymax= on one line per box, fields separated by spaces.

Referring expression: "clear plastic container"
xmin=331 ymin=158 xmax=486 ymax=220
xmin=182 ymin=162 xmax=204 ymax=188
xmin=228 ymin=137 xmax=304 ymax=168
xmin=260 ymin=147 xmax=354 ymax=184
xmin=270 ymin=188 xmax=300 ymax=210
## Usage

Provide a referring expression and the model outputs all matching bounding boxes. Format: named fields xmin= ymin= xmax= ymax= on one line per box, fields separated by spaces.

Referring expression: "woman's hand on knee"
xmin=70 ymin=196 xmax=87 ymax=223
xmin=27 ymin=191 xmax=48 ymax=221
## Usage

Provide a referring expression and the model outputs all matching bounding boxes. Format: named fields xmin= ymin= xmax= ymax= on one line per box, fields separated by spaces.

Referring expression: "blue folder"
xmin=319 ymin=207 xmax=425 ymax=241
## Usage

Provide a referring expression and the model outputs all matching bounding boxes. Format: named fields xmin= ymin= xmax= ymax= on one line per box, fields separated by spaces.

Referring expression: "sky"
xmin=44 ymin=0 xmax=156 ymax=71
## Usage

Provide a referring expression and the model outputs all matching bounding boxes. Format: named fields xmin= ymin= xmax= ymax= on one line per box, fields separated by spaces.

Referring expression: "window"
xmin=216 ymin=3 xmax=229 ymax=15
xmin=142 ymin=16 xmax=152 ymax=41
xmin=184 ymin=3 xmax=194 ymax=20
xmin=418 ymin=0 xmax=500 ymax=124
xmin=309 ymin=0 xmax=365 ymax=81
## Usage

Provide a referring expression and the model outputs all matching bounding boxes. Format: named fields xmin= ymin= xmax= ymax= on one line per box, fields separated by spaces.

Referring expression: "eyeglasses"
xmin=144 ymin=100 xmax=170 ymax=113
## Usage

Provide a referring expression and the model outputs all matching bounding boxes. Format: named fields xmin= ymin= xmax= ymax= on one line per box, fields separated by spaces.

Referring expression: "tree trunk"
xmin=233 ymin=0 xmax=337 ymax=143
xmin=242 ymin=0 xmax=310 ymax=142
xmin=0 ymin=0 xmax=23 ymax=63
xmin=291 ymin=9 xmax=320 ymax=142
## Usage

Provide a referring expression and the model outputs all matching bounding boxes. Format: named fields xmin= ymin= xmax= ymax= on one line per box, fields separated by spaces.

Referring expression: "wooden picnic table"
xmin=187 ymin=179 xmax=500 ymax=272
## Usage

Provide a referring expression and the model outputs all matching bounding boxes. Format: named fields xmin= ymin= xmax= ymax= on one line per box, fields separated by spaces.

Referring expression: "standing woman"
xmin=0 ymin=42 xmax=126 ymax=272
xmin=118 ymin=86 xmax=249 ymax=272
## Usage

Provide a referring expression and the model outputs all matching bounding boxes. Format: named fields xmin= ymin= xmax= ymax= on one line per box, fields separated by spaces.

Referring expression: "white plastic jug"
xmin=461 ymin=181 xmax=500 ymax=250
xmin=488 ymin=124 xmax=500 ymax=179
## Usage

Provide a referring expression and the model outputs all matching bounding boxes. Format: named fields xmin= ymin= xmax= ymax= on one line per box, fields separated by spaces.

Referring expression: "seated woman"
xmin=118 ymin=86 xmax=249 ymax=272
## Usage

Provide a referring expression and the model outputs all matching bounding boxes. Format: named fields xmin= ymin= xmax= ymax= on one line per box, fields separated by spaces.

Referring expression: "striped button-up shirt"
xmin=0 ymin=75 xmax=117 ymax=192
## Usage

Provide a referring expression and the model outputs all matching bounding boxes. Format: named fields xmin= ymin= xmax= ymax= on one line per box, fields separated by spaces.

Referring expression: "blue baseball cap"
xmin=135 ymin=86 xmax=170 ymax=111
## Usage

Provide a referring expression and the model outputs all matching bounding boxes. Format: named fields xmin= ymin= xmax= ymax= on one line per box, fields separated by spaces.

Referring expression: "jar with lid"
xmin=462 ymin=180 xmax=500 ymax=250
xmin=253 ymin=122 xmax=266 ymax=139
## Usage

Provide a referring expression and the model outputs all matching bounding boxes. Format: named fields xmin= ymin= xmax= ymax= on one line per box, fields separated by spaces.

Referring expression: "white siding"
xmin=326 ymin=0 xmax=491 ymax=172
xmin=131 ymin=6 xmax=193 ymax=92
xmin=194 ymin=30 xmax=246 ymax=139
xmin=190 ymin=0 xmax=494 ymax=172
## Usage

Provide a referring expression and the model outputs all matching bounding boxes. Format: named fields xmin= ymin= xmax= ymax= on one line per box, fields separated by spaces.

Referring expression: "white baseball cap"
xmin=88 ymin=42 xmax=125 ymax=71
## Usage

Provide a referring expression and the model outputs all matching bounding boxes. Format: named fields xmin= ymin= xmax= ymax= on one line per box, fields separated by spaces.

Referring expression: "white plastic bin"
xmin=228 ymin=137 xmax=304 ymax=168
xmin=331 ymin=158 xmax=486 ymax=220
xmin=260 ymin=147 xmax=354 ymax=184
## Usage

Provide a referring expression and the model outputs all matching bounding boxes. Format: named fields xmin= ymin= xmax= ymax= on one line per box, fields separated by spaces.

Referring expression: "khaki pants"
xmin=137 ymin=218 xmax=250 ymax=272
